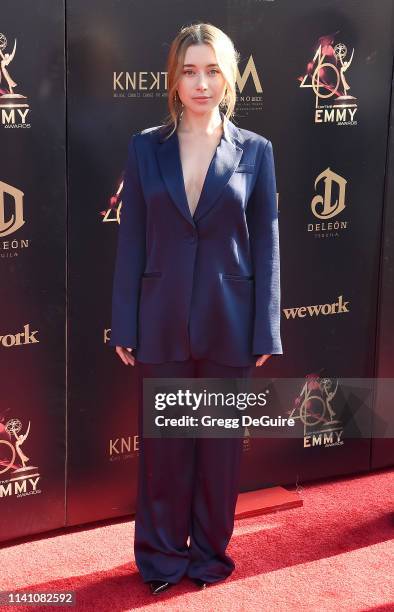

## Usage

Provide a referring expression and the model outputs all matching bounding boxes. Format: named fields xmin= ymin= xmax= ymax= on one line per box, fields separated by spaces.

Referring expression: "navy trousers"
xmin=134 ymin=358 xmax=251 ymax=584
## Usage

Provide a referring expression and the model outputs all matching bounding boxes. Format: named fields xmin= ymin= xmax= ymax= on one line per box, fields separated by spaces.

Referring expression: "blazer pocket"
xmin=222 ymin=273 xmax=254 ymax=281
xmin=142 ymin=271 xmax=162 ymax=278
xmin=234 ymin=163 xmax=254 ymax=173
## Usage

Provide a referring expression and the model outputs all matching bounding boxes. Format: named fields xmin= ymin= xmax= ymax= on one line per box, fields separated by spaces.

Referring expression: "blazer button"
xmin=186 ymin=233 xmax=197 ymax=244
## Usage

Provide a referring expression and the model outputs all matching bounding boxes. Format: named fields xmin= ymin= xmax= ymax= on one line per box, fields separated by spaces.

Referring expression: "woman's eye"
xmin=183 ymin=69 xmax=220 ymax=76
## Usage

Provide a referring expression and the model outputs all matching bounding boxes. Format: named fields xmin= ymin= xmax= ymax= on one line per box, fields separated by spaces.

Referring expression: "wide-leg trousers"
xmin=134 ymin=358 xmax=251 ymax=584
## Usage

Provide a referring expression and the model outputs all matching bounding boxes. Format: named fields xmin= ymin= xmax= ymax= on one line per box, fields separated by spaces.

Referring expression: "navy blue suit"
xmin=134 ymin=358 xmax=250 ymax=585
xmin=110 ymin=111 xmax=283 ymax=585
xmin=109 ymin=111 xmax=283 ymax=365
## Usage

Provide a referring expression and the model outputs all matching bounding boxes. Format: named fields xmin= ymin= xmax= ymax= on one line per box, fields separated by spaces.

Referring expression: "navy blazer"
xmin=109 ymin=110 xmax=283 ymax=366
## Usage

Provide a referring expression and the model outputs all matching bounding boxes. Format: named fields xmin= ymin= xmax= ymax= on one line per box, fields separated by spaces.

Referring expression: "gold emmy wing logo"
xmin=0 ymin=180 xmax=25 ymax=237
xmin=0 ymin=33 xmax=30 ymax=127
xmin=0 ymin=418 xmax=41 ymax=498
xmin=298 ymin=34 xmax=357 ymax=125
xmin=309 ymin=167 xmax=349 ymax=238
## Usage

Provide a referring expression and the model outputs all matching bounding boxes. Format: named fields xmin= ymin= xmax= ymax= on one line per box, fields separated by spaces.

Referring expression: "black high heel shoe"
xmin=148 ymin=580 xmax=173 ymax=595
xmin=192 ymin=577 xmax=208 ymax=589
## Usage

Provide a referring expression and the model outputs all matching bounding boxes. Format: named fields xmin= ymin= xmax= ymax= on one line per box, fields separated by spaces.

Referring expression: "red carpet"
xmin=0 ymin=468 xmax=393 ymax=611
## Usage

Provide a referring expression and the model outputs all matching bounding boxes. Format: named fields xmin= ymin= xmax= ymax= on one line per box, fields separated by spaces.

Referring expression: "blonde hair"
xmin=161 ymin=22 xmax=240 ymax=140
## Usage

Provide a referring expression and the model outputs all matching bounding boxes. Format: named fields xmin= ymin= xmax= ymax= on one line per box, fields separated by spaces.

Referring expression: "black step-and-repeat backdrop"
xmin=372 ymin=65 xmax=394 ymax=469
xmin=1 ymin=1 xmax=66 ymax=541
xmin=1 ymin=0 xmax=393 ymax=543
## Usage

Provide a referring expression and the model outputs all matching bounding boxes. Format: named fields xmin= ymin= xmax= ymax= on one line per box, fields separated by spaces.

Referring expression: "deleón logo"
xmin=298 ymin=32 xmax=358 ymax=126
xmin=308 ymin=167 xmax=349 ymax=238
xmin=283 ymin=295 xmax=350 ymax=320
xmin=0 ymin=33 xmax=31 ymax=128
xmin=0 ymin=180 xmax=29 ymax=258
xmin=0 ymin=180 xmax=25 ymax=236
xmin=0 ymin=415 xmax=41 ymax=498
xmin=0 ymin=324 xmax=39 ymax=347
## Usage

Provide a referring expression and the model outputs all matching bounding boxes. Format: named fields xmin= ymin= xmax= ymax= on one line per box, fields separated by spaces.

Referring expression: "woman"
xmin=110 ymin=22 xmax=283 ymax=595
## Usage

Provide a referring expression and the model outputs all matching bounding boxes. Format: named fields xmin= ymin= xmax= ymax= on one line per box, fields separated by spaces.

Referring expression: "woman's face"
xmin=176 ymin=43 xmax=227 ymax=114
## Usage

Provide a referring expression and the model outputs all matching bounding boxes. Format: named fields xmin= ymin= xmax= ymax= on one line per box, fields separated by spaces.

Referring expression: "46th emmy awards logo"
xmin=101 ymin=178 xmax=124 ymax=224
xmin=288 ymin=374 xmax=344 ymax=449
xmin=0 ymin=417 xmax=41 ymax=498
xmin=0 ymin=32 xmax=31 ymax=128
xmin=298 ymin=33 xmax=358 ymax=126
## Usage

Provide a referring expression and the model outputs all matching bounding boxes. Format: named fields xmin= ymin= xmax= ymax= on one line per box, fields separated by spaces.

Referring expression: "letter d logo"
xmin=0 ymin=181 xmax=25 ymax=237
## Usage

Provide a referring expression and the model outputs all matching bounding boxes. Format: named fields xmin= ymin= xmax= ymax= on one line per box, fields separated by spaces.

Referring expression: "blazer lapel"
xmin=156 ymin=126 xmax=192 ymax=225
xmin=156 ymin=111 xmax=244 ymax=227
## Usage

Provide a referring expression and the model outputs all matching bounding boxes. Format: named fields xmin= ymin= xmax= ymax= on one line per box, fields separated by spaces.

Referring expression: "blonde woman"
xmin=110 ymin=22 xmax=282 ymax=595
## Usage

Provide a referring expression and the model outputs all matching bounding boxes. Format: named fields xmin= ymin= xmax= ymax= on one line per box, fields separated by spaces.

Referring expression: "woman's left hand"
xmin=256 ymin=354 xmax=271 ymax=367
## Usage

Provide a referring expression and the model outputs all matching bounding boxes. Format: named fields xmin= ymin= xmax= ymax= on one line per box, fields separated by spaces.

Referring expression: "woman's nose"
xmin=196 ymin=73 xmax=208 ymax=89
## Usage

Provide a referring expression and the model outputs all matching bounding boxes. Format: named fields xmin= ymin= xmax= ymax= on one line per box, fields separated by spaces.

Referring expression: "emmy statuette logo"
xmin=0 ymin=33 xmax=31 ymax=128
xmin=0 ymin=416 xmax=41 ymax=498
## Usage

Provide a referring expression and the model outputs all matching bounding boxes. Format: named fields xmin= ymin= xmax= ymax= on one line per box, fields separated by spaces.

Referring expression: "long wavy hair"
xmin=160 ymin=23 xmax=240 ymax=140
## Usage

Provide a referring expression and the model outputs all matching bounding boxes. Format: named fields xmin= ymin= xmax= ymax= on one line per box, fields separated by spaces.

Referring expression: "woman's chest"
xmin=178 ymin=134 xmax=222 ymax=216
xmin=136 ymin=134 xmax=257 ymax=222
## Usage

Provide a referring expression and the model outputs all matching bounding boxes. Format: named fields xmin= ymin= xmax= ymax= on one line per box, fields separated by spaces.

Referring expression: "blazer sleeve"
xmin=246 ymin=139 xmax=283 ymax=356
xmin=109 ymin=134 xmax=146 ymax=348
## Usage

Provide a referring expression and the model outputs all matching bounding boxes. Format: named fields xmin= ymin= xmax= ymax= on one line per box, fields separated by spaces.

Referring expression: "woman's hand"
xmin=256 ymin=354 xmax=271 ymax=367
xmin=115 ymin=346 xmax=135 ymax=366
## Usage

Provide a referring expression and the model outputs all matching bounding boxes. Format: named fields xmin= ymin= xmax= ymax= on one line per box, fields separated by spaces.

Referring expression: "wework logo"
xmin=0 ymin=323 xmax=39 ymax=347
xmin=283 ymin=295 xmax=350 ymax=319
